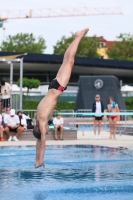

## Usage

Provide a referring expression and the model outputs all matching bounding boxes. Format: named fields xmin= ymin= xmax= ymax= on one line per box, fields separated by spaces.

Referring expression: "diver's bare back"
xmin=36 ymin=89 xmax=62 ymax=121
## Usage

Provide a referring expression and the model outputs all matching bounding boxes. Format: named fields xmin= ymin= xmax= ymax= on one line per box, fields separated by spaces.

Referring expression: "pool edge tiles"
xmin=0 ymin=136 xmax=133 ymax=150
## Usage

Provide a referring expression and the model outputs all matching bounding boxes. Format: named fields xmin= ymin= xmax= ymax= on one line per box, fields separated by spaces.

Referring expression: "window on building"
xmin=100 ymin=42 xmax=105 ymax=47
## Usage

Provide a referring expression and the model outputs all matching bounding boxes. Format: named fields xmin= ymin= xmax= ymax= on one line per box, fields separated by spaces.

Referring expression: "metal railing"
xmin=74 ymin=109 xmax=133 ymax=134
xmin=14 ymin=109 xmax=133 ymax=133
xmin=74 ymin=109 xmax=108 ymax=131
xmin=60 ymin=109 xmax=75 ymax=130
xmin=20 ymin=109 xmax=75 ymax=130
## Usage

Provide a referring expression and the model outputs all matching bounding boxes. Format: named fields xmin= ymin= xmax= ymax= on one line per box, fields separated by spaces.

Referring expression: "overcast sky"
xmin=0 ymin=0 xmax=133 ymax=53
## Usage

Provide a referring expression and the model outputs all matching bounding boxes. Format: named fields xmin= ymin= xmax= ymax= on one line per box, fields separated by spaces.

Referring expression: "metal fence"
xmin=19 ymin=109 xmax=133 ymax=133
xmin=10 ymin=93 xmax=133 ymax=133
xmin=12 ymin=94 xmax=21 ymax=111
xmin=115 ymin=110 xmax=133 ymax=135
xmin=59 ymin=109 xmax=75 ymax=130
xmin=74 ymin=109 xmax=108 ymax=131
xmin=74 ymin=109 xmax=133 ymax=134
xmin=20 ymin=109 xmax=75 ymax=130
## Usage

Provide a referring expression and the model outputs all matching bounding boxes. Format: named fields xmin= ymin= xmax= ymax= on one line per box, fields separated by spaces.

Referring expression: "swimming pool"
xmin=0 ymin=145 xmax=133 ymax=200
xmin=78 ymin=124 xmax=109 ymax=131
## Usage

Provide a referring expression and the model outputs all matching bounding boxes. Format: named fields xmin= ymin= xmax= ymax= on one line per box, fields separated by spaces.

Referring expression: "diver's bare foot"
xmin=34 ymin=163 xmax=38 ymax=168
xmin=35 ymin=162 xmax=45 ymax=168
xmin=34 ymin=157 xmax=43 ymax=168
xmin=108 ymin=137 xmax=112 ymax=140
xmin=39 ymin=162 xmax=45 ymax=168
xmin=75 ymin=28 xmax=89 ymax=38
xmin=34 ymin=160 xmax=39 ymax=168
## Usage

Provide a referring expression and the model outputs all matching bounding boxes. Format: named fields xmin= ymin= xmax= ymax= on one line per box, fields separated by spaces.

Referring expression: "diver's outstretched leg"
xmin=34 ymin=120 xmax=46 ymax=167
xmin=56 ymin=28 xmax=89 ymax=87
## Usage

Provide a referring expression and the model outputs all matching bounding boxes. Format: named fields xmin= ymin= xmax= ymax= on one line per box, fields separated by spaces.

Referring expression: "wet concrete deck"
xmin=1 ymin=131 xmax=133 ymax=150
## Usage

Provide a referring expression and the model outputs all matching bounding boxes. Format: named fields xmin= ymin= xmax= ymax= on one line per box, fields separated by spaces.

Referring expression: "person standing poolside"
xmin=92 ymin=94 xmax=104 ymax=139
xmin=0 ymin=80 xmax=12 ymax=111
xmin=107 ymin=96 xmax=119 ymax=139
xmin=33 ymin=28 xmax=89 ymax=168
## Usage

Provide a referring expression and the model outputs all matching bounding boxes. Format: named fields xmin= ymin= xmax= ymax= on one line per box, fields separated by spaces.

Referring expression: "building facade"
xmin=0 ymin=52 xmax=133 ymax=86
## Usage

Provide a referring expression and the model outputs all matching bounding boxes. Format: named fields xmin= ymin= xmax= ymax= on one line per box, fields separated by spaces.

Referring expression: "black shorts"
xmin=48 ymin=79 xmax=67 ymax=92
xmin=95 ymin=116 xmax=102 ymax=121
xmin=2 ymin=98 xmax=10 ymax=108
xmin=9 ymin=127 xmax=18 ymax=132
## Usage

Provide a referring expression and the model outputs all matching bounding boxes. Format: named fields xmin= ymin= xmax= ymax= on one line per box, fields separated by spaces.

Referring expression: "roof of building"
xmin=88 ymin=36 xmax=114 ymax=48
xmin=0 ymin=51 xmax=133 ymax=70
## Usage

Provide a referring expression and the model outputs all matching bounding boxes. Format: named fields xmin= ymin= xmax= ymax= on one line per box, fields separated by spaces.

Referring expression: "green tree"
xmin=107 ymin=33 xmax=133 ymax=60
xmin=53 ymin=33 xmax=99 ymax=58
xmin=124 ymin=97 xmax=133 ymax=110
xmin=0 ymin=33 xmax=46 ymax=53
xmin=17 ymin=78 xmax=40 ymax=94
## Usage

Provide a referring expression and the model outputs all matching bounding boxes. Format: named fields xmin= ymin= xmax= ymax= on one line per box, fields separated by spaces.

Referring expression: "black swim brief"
xmin=48 ymin=79 xmax=67 ymax=92
xmin=33 ymin=120 xmax=41 ymax=140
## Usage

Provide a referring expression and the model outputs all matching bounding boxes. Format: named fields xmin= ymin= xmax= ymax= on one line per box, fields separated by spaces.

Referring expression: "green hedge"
xmin=23 ymin=101 xmax=75 ymax=110
xmin=23 ymin=98 xmax=133 ymax=110
xmin=23 ymin=101 xmax=39 ymax=110
xmin=124 ymin=97 xmax=133 ymax=110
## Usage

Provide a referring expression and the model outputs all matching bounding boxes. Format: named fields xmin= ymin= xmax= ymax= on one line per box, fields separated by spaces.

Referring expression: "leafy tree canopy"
xmin=53 ymin=33 xmax=99 ymax=58
xmin=17 ymin=78 xmax=40 ymax=94
xmin=0 ymin=33 xmax=46 ymax=53
xmin=107 ymin=33 xmax=133 ymax=60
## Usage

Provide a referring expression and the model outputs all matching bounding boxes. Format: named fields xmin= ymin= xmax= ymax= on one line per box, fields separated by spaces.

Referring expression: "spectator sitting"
xmin=17 ymin=111 xmax=27 ymax=130
xmin=53 ymin=114 xmax=64 ymax=140
xmin=3 ymin=106 xmax=11 ymax=123
xmin=46 ymin=118 xmax=53 ymax=134
xmin=4 ymin=109 xmax=24 ymax=141
xmin=0 ymin=84 xmax=2 ymax=114
xmin=0 ymin=114 xmax=4 ymax=141
xmin=22 ymin=111 xmax=30 ymax=120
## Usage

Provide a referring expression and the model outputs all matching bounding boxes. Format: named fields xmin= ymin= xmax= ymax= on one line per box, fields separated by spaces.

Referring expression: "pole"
xmin=10 ymin=62 xmax=13 ymax=107
xmin=20 ymin=58 xmax=23 ymax=110
xmin=120 ymin=80 xmax=123 ymax=88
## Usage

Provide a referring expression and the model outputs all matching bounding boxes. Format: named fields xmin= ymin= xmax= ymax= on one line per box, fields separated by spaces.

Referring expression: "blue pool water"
xmin=0 ymin=145 xmax=133 ymax=200
xmin=78 ymin=124 xmax=109 ymax=130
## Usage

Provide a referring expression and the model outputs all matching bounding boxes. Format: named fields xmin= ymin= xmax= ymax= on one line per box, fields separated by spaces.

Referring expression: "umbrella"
xmin=121 ymin=85 xmax=133 ymax=96
xmin=121 ymin=85 xmax=133 ymax=92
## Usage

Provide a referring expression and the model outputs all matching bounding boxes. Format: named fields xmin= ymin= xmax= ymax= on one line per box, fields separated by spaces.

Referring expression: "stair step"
xmin=3 ymin=130 xmax=77 ymax=141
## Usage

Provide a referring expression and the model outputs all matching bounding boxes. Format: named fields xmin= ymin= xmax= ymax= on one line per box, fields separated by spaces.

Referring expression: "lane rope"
xmin=57 ymin=112 xmax=133 ymax=116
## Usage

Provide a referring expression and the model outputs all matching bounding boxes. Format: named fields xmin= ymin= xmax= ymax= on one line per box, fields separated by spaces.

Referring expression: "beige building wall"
xmin=97 ymin=47 xmax=108 ymax=59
